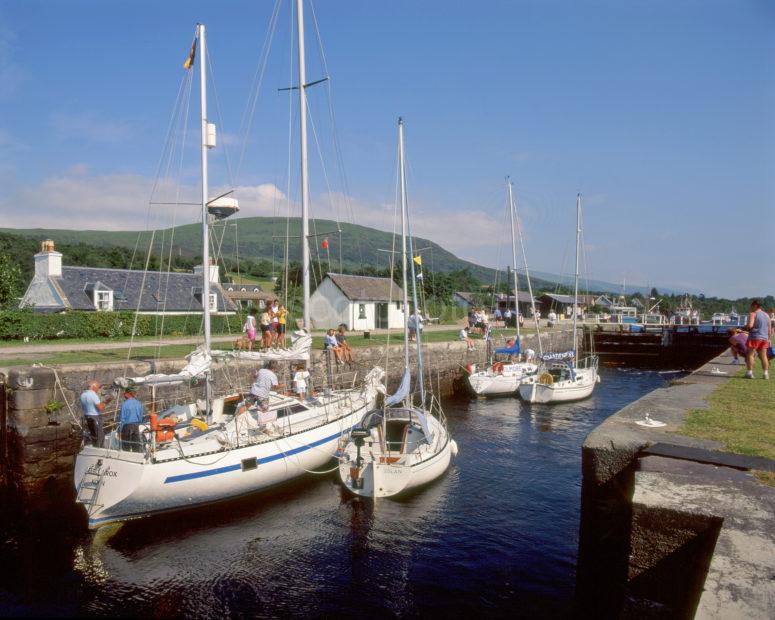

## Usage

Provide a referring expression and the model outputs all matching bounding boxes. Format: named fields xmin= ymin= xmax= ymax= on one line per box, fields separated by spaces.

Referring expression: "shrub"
xmin=0 ymin=309 xmax=244 ymax=341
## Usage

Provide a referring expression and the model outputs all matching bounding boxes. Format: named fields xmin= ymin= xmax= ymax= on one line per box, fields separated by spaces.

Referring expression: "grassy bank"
xmin=681 ymin=367 xmax=775 ymax=486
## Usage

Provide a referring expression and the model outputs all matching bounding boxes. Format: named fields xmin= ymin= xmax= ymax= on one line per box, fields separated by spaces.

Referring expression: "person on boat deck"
xmin=727 ymin=328 xmax=748 ymax=364
xmin=243 ymin=307 xmax=258 ymax=352
xmin=324 ymin=329 xmax=344 ymax=364
xmin=336 ymin=325 xmax=354 ymax=363
xmin=259 ymin=308 xmax=272 ymax=350
xmin=270 ymin=299 xmax=280 ymax=347
xmin=293 ymin=364 xmax=310 ymax=400
xmin=80 ymin=381 xmax=113 ymax=447
xmin=459 ymin=326 xmax=475 ymax=351
xmin=274 ymin=304 xmax=288 ymax=347
xmin=250 ymin=363 xmax=279 ymax=412
xmin=743 ymin=300 xmax=771 ymax=379
xmin=119 ymin=387 xmax=146 ymax=452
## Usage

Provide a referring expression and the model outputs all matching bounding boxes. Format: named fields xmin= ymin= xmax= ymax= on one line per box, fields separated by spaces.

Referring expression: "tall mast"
xmin=198 ymin=23 xmax=211 ymax=355
xmin=573 ymin=193 xmax=581 ymax=365
xmin=513 ymin=185 xmax=543 ymax=356
xmin=398 ymin=119 xmax=410 ymax=373
xmin=296 ymin=0 xmax=311 ymax=329
xmin=506 ymin=178 xmax=520 ymax=344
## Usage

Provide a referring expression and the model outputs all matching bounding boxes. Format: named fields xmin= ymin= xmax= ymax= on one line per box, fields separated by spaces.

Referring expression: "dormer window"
xmin=95 ymin=290 xmax=113 ymax=311
xmin=208 ymin=293 xmax=218 ymax=312
xmin=85 ymin=281 xmax=113 ymax=311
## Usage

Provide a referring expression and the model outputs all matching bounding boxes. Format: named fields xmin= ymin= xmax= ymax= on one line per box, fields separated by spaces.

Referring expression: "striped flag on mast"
xmin=183 ymin=37 xmax=197 ymax=70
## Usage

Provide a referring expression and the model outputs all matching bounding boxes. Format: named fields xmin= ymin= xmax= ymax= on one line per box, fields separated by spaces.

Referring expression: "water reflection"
xmin=0 ymin=367 xmax=669 ymax=617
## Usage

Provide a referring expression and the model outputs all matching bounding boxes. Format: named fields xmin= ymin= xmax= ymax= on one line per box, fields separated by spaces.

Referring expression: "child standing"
xmin=243 ymin=308 xmax=258 ymax=351
xmin=293 ymin=364 xmax=310 ymax=400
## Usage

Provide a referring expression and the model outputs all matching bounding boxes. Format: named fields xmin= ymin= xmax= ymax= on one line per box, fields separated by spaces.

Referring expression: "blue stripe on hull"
xmin=163 ymin=427 xmax=348 ymax=484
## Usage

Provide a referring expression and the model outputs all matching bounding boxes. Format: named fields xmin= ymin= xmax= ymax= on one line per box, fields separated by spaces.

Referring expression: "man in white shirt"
xmin=250 ymin=363 xmax=279 ymax=412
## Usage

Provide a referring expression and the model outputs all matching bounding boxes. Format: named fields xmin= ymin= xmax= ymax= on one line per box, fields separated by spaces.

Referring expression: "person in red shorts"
xmin=744 ymin=300 xmax=771 ymax=379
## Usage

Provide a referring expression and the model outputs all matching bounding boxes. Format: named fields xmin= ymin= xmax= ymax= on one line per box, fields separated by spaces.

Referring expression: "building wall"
xmin=309 ymin=278 xmax=349 ymax=329
xmin=310 ymin=279 xmax=404 ymax=331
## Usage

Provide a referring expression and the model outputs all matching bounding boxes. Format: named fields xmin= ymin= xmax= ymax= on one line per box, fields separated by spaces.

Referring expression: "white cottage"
xmin=309 ymin=273 xmax=405 ymax=331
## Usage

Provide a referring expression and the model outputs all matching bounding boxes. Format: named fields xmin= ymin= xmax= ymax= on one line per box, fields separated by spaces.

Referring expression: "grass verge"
xmin=680 ymin=367 xmax=775 ymax=487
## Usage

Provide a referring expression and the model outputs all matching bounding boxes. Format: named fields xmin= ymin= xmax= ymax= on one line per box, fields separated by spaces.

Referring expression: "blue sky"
xmin=1 ymin=0 xmax=773 ymax=298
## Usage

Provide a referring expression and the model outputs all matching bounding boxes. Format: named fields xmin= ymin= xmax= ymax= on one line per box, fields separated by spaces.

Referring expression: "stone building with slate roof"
xmin=20 ymin=240 xmax=237 ymax=314
xmin=309 ymin=273 xmax=405 ymax=331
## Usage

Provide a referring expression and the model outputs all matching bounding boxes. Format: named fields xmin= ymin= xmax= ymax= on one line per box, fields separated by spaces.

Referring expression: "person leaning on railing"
xmin=119 ymin=387 xmax=146 ymax=452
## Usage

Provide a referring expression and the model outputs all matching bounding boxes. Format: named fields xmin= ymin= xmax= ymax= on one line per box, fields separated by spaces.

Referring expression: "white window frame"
xmin=94 ymin=290 xmax=113 ymax=311
xmin=208 ymin=293 xmax=218 ymax=312
xmin=358 ymin=303 xmax=367 ymax=319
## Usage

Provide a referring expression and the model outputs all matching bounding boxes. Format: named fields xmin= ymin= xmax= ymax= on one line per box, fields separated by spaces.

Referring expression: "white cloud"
xmin=2 ymin=170 xmax=505 ymax=265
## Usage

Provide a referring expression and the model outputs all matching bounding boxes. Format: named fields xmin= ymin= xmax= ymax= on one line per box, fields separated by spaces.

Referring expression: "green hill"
xmin=2 ymin=217 xmax=555 ymax=288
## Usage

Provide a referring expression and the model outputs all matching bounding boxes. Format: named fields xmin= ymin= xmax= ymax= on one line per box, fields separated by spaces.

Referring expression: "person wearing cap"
xmin=80 ymin=381 xmax=113 ymax=447
xmin=119 ymin=387 xmax=146 ymax=452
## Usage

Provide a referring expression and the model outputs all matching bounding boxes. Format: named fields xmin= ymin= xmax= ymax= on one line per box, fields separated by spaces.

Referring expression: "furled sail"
xmin=216 ymin=330 xmax=312 ymax=362
xmin=114 ymin=348 xmax=212 ymax=388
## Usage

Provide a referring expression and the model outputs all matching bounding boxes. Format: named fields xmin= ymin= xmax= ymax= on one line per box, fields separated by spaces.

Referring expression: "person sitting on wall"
xmin=336 ymin=325 xmax=354 ymax=363
xmin=459 ymin=326 xmax=475 ymax=351
xmin=80 ymin=381 xmax=113 ymax=447
xmin=324 ymin=328 xmax=344 ymax=364
xmin=119 ymin=387 xmax=146 ymax=453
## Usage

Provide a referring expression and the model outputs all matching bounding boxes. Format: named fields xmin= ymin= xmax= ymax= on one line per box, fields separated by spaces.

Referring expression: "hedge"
xmin=0 ymin=310 xmax=246 ymax=341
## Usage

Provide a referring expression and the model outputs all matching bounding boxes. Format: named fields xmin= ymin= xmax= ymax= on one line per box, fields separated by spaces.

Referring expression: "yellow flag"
xmin=183 ymin=38 xmax=197 ymax=70
xmin=413 ymin=255 xmax=422 ymax=266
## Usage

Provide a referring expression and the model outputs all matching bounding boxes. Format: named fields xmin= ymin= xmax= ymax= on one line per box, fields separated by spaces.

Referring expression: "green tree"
xmin=0 ymin=254 xmax=23 ymax=308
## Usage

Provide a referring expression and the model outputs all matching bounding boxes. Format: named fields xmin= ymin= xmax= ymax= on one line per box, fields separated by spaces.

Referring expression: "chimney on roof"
xmin=194 ymin=257 xmax=219 ymax=284
xmin=34 ymin=239 xmax=62 ymax=278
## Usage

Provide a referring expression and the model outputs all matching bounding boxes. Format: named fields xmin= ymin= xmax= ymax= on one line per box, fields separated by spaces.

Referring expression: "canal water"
xmin=0 ymin=368 xmax=671 ymax=618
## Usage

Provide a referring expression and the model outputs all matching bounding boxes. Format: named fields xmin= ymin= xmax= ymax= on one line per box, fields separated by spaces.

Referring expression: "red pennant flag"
xmin=321 ymin=238 xmax=329 ymax=249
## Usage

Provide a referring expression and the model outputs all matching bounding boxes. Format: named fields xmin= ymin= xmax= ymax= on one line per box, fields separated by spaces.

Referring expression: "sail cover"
xmin=542 ymin=350 xmax=574 ymax=361
xmin=114 ymin=347 xmax=212 ymax=388
xmin=385 ymin=368 xmax=410 ymax=407
xmin=215 ymin=330 xmax=312 ymax=362
xmin=495 ymin=342 xmax=521 ymax=355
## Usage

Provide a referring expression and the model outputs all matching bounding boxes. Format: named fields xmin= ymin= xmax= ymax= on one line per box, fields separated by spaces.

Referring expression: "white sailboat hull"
xmin=338 ymin=414 xmax=455 ymax=498
xmin=466 ymin=362 xmax=539 ymax=396
xmin=74 ymin=388 xmax=378 ymax=528
xmin=518 ymin=365 xmax=598 ymax=404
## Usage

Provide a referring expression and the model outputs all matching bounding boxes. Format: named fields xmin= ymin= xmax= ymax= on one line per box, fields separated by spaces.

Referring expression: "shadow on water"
xmin=0 ymin=368 xmax=670 ymax=618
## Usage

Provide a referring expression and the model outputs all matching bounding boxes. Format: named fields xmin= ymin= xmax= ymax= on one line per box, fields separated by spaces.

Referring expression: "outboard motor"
xmin=349 ymin=428 xmax=370 ymax=489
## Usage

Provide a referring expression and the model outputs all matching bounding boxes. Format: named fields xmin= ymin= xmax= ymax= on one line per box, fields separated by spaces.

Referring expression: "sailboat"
xmin=73 ymin=15 xmax=382 ymax=528
xmin=466 ymin=177 xmax=540 ymax=396
xmin=337 ymin=118 xmax=458 ymax=498
xmin=518 ymin=194 xmax=599 ymax=404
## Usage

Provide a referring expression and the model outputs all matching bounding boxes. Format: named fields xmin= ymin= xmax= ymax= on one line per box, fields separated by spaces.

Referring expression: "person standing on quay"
xmin=80 ymin=381 xmax=113 ymax=447
xmin=744 ymin=300 xmax=771 ymax=379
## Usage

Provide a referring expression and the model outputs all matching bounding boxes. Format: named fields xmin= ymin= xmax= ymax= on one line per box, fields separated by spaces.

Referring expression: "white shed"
xmin=309 ymin=273 xmax=405 ymax=331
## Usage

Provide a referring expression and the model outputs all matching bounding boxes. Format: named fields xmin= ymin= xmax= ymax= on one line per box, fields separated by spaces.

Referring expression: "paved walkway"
xmin=0 ymin=322 xmax=477 ymax=358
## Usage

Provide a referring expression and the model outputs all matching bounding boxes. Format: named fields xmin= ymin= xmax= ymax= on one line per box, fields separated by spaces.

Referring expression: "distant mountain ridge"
xmin=1 ymin=217 xmax=678 ymax=295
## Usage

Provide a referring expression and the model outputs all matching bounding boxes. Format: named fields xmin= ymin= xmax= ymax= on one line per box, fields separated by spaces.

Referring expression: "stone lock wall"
xmin=0 ymin=326 xmax=573 ymax=516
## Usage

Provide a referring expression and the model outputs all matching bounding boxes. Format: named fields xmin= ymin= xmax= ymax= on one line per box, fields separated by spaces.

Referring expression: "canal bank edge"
xmin=0 ymin=327 xmax=574 ymax=521
xmin=576 ymin=351 xmax=775 ymax=618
